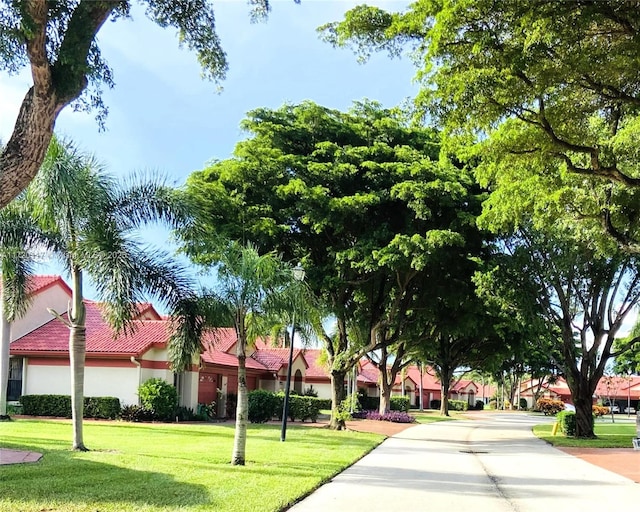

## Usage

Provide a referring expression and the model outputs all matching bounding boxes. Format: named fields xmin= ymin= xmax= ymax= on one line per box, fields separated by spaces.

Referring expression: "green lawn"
xmin=411 ymin=410 xmax=459 ymax=423
xmin=533 ymin=421 xmax=637 ymax=448
xmin=0 ymin=419 xmax=383 ymax=512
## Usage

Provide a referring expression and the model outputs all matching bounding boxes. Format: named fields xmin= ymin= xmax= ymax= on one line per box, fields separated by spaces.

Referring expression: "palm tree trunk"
xmin=0 ymin=311 xmax=11 ymax=418
xmin=69 ymin=267 xmax=87 ymax=451
xmin=231 ymin=338 xmax=248 ymax=465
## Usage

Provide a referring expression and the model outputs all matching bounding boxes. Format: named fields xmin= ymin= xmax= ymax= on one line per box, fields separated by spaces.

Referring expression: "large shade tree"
xmin=320 ymin=1 xmax=640 ymax=250
xmin=178 ymin=100 xmax=487 ymax=426
xmin=28 ymin=136 xmax=195 ymax=450
xmin=0 ymin=0 xmax=297 ymax=209
xmin=169 ymin=241 xmax=311 ymax=465
xmin=477 ymin=224 xmax=640 ymax=437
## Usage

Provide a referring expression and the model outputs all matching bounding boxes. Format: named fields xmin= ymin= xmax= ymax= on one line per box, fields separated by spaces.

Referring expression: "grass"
xmin=533 ymin=421 xmax=637 ymax=448
xmin=0 ymin=419 xmax=383 ymax=512
xmin=411 ymin=410 xmax=460 ymax=423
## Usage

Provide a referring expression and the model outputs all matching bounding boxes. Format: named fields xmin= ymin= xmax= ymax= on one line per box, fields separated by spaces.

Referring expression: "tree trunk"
xmin=379 ymin=375 xmax=392 ymax=414
xmin=440 ymin=380 xmax=451 ymax=416
xmin=573 ymin=387 xmax=596 ymax=438
xmin=329 ymin=369 xmax=346 ymax=430
xmin=69 ymin=267 xmax=87 ymax=451
xmin=0 ymin=312 xmax=11 ymax=418
xmin=232 ymin=341 xmax=248 ymax=465
xmin=0 ymin=1 xmax=115 ymax=209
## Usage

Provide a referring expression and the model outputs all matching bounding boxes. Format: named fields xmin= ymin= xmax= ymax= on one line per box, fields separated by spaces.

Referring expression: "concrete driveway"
xmin=289 ymin=413 xmax=639 ymax=511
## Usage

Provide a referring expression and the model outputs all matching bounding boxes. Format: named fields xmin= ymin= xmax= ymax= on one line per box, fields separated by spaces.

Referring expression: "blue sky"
xmin=0 ymin=0 xmax=417 ymax=306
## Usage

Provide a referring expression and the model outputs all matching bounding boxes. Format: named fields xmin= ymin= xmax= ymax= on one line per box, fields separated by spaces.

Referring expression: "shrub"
xmin=475 ymin=400 xmax=485 ymax=410
xmin=536 ymin=398 xmax=564 ymax=416
xmin=488 ymin=399 xmax=497 ymax=409
xmin=315 ymin=397 xmax=332 ymax=410
xmin=592 ymin=405 xmax=608 ymax=418
xmin=120 ymin=404 xmax=153 ymax=422
xmin=248 ymin=389 xmax=280 ymax=423
xmin=20 ymin=395 xmax=121 ymax=419
xmin=303 ymin=386 xmax=318 ymax=397
xmin=360 ymin=396 xmax=380 ymax=411
xmin=390 ymin=396 xmax=410 ymax=412
xmin=20 ymin=394 xmax=71 ymax=417
xmin=557 ymin=410 xmax=577 ymax=436
xmin=289 ymin=395 xmax=321 ymax=422
xmin=138 ymin=378 xmax=178 ymax=421
xmin=448 ymin=399 xmax=469 ymax=411
xmin=84 ymin=396 xmax=121 ymax=419
xmin=226 ymin=393 xmax=237 ymax=419
xmin=430 ymin=399 xmax=442 ymax=410
xmin=519 ymin=398 xmax=528 ymax=410
xmin=361 ymin=410 xmax=416 ymax=423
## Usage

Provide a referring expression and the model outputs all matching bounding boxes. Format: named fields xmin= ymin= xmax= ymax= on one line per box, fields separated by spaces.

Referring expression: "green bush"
xmin=448 ymin=399 xmax=469 ymax=411
xmin=390 ymin=396 xmax=411 ymax=412
xmin=519 ymin=398 xmax=528 ymax=410
xmin=226 ymin=393 xmax=237 ymax=419
xmin=556 ymin=410 xmax=576 ymax=436
xmin=315 ymin=397 xmax=332 ymax=410
xmin=475 ymin=400 xmax=485 ymax=410
xmin=20 ymin=394 xmax=121 ymax=419
xmin=430 ymin=399 xmax=442 ymax=410
xmin=248 ymin=389 xmax=280 ymax=423
xmin=138 ymin=378 xmax=178 ymax=421
xmin=120 ymin=404 xmax=152 ymax=422
xmin=488 ymin=399 xmax=497 ymax=409
xmin=289 ymin=395 xmax=321 ymax=422
xmin=84 ymin=396 xmax=121 ymax=419
xmin=360 ymin=396 xmax=380 ymax=411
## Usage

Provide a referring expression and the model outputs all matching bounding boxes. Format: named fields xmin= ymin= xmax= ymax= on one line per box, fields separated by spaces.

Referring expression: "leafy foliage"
xmin=557 ymin=411 xmax=577 ymax=437
xmin=320 ymin=1 xmax=640 ymax=250
xmin=536 ymin=398 xmax=564 ymax=416
xmin=137 ymin=379 xmax=178 ymax=421
xmin=248 ymin=389 xmax=280 ymax=423
xmin=19 ymin=394 xmax=120 ymax=419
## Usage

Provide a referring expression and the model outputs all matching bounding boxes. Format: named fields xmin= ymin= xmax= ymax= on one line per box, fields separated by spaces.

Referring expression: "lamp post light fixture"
xmin=280 ymin=263 xmax=305 ymax=442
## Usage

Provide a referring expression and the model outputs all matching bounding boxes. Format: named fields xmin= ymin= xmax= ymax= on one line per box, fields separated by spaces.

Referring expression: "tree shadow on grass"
xmin=0 ymin=456 xmax=213 ymax=510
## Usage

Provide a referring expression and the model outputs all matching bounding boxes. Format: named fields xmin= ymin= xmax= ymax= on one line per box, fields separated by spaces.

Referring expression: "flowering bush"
xmin=353 ymin=410 xmax=416 ymax=423
xmin=535 ymin=398 xmax=564 ymax=416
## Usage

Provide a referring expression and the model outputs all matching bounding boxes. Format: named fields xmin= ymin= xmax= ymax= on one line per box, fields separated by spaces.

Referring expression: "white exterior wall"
xmin=24 ymin=363 xmax=140 ymax=406
xmin=259 ymin=379 xmax=278 ymax=393
xmin=11 ymin=284 xmax=71 ymax=340
xmin=305 ymin=382 xmax=332 ymax=399
xmin=178 ymin=371 xmax=199 ymax=410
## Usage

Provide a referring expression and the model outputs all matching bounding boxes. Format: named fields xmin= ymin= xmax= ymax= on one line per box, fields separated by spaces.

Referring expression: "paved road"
xmin=290 ymin=413 xmax=639 ymax=511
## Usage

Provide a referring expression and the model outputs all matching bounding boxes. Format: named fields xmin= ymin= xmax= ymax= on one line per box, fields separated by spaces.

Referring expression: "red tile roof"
xmin=0 ymin=275 xmax=72 ymax=296
xmin=201 ymin=349 xmax=269 ymax=370
xmin=303 ymin=349 xmax=329 ymax=378
xmin=251 ymin=347 xmax=308 ymax=371
xmin=10 ymin=301 xmax=170 ymax=357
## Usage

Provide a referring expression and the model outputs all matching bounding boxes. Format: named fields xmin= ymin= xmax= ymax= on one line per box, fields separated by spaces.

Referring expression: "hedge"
xmin=20 ymin=394 xmax=121 ymax=419
xmin=557 ymin=410 xmax=576 ymax=436
xmin=247 ymin=391 xmax=324 ymax=423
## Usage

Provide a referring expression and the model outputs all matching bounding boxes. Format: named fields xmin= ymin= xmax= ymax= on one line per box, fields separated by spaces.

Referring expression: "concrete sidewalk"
xmin=289 ymin=415 xmax=639 ymax=512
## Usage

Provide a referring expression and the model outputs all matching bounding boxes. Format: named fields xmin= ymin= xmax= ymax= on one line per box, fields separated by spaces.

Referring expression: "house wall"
xmin=303 ymin=380 xmax=332 ymax=399
xmin=11 ymin=284 xmax=71 ymax=340
xmin=24 ymin=360 xmax=141 ymax=406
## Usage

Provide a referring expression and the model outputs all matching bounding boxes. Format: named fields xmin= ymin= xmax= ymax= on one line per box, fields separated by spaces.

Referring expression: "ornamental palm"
xmin=170 ymin=241 xmax=310 ymax=465
xmin=28 ymin=136 xmax=196 ymax=450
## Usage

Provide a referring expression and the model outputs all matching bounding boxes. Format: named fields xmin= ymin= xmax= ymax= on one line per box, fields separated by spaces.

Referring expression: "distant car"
xmin=624 ymin=406 xmax=636 ymax=414
xmin=606 ymin=404 xmax=620 ymax=414
xmin=564 ymin=403 xmax=576 ymax=412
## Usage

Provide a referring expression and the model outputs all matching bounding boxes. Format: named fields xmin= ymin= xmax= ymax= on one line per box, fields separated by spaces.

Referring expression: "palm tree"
xmin=0 ymin=199 xmax=56 ymax=418
xmin=170 ymin=241 xmax=309 ymax=465
xmin=27 ymin=136 xmax=196 ymax=450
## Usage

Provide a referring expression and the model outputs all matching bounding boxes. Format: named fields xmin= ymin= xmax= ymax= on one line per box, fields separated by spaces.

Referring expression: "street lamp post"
xmin=280 ymin=263 xmax=305 ymax=442
xmin=628 ymin=370 xmax=632 ymax=418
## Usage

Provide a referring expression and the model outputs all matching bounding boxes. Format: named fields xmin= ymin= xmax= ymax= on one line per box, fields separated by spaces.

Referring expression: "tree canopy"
xmin=178 ymin=100 xmax=490 ymax=424
xmin=320 ymin=1 xmax=640 ymax=250
xmin=0 ymin=0 xmax=294 ymax=209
